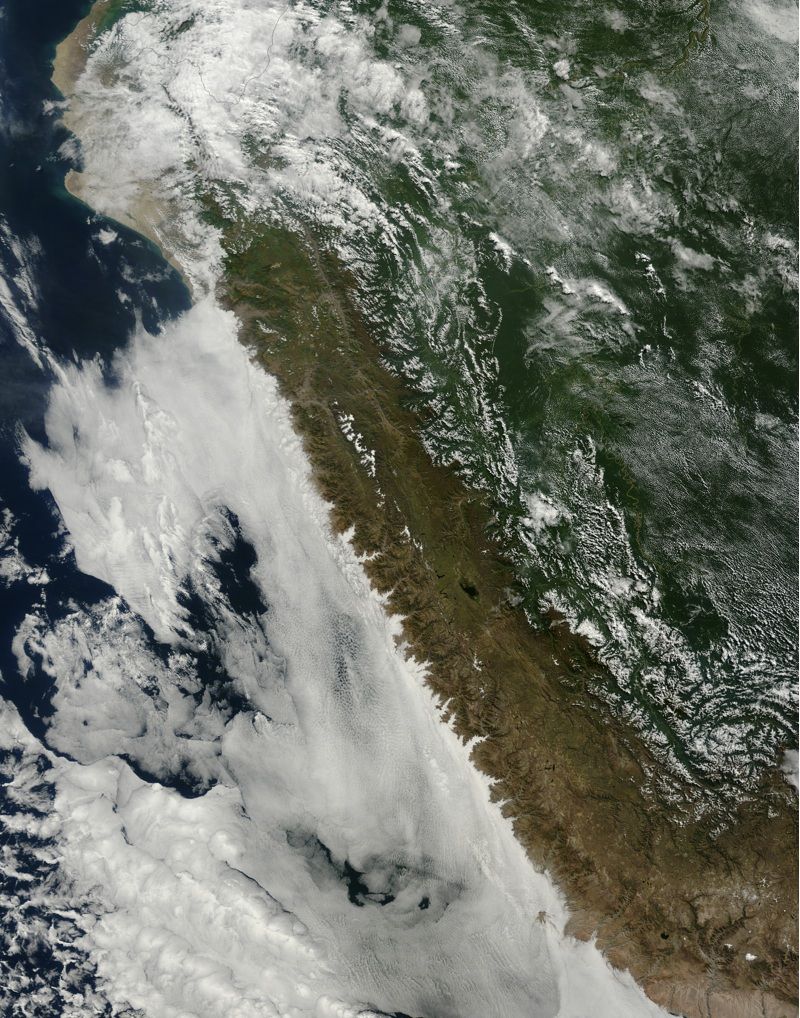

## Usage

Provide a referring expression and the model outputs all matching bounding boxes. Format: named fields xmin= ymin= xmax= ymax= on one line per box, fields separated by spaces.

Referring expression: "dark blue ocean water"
xmin=0 ymin=5 xmax=193 ymax=1011
xmin=0 ymin=0 xmax=191 ymax=723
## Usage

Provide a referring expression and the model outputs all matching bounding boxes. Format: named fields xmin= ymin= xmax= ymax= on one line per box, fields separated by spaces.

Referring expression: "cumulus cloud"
xmin=19 ymin=299 xmax=666 ymax=1017
xmin=0 ymin=506 xmax=48 ymax=587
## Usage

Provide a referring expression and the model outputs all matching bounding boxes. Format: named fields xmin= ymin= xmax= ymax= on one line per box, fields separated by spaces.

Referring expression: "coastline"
xmin=52 ymin=2 xmax=192 ymax=290
xmin=51 ymin=0 xmax=109 ymax=97
xmin=50 ymin=6 xmax=798 ymax=1018
xmin=64 ymin=169 xmax=193 ymax=289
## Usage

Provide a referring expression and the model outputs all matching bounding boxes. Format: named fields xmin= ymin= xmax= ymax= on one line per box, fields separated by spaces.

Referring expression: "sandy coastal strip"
xmin=49 ymin=6 xmax=798 ymax=1018
xmin=52 ymin=0 xmax=110 ymax=98
xmin=53 ymin=0 xmax=191 ymax=288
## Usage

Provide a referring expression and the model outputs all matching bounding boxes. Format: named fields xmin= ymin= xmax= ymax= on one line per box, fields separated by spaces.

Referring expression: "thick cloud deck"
xmin=18 ymin=299 xmax=666 ymax=1017
xmin=60 ymin=0 xmax=799 ymax=793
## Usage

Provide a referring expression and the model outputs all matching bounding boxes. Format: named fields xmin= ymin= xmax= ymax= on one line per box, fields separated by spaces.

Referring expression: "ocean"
xmin=0 ymin=0 xmax=796 ymax=1015
xmin=53 ymin=0 xmax=798 ymax=794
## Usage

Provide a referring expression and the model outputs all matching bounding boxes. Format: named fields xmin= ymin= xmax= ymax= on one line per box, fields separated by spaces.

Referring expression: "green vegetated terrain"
xmin=67 ymin=0 xmax=799 ymax=1012
xmin=212 ymin=198 xmax=797 ymax=1014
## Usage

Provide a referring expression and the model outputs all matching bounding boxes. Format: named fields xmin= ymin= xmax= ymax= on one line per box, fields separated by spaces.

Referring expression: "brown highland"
xmin=53 ymin=7 xmax=798 ymax=1018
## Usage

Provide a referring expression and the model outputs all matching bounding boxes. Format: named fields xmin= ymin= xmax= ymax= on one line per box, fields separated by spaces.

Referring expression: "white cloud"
xmin=743 ymin=0 xmax=798 ymax=43
xmin=19 ymin=298 xmax=667 ymax=1017
xmin=780 ymin=748 xmax=799 ymax=792
xmin=671 ymin=239 xmax=716 ymax=272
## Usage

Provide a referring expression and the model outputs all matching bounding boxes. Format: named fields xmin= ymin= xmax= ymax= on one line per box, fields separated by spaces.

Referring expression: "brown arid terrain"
xmin=219 ymin=220 xmax=798 ymax=1018
xmin=53 ymin=7 xmax=798 ymax=1018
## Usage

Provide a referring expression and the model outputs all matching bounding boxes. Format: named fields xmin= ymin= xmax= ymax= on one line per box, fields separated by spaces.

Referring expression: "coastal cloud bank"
xmin=60 ymin=0 xmax=799 ymax=793
xmin=11 ymin=298 xmax=666 ymax=1016
xmin=0 ymin=0 xmax=792 ymax=1012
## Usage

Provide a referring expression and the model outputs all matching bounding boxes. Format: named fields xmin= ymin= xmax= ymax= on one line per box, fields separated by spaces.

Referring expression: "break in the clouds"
xmin=61 ymin=0 xmax=798 ymax=793
xmin=17 ymin=297 xmax=667 ymax=1017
